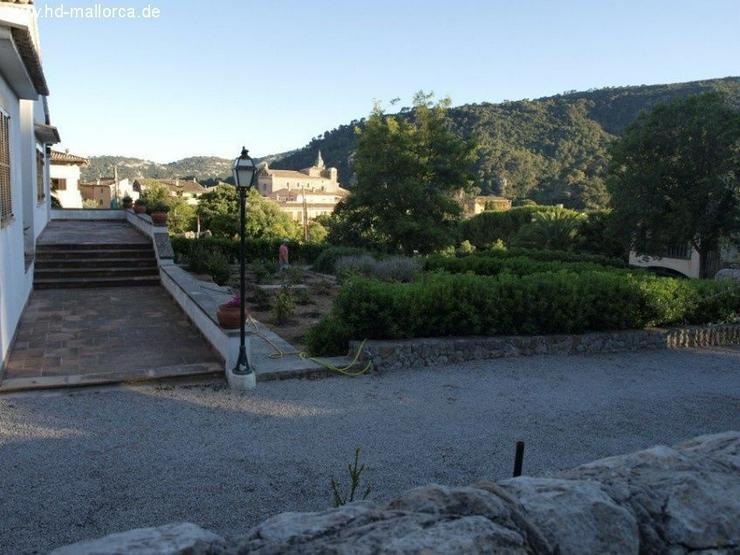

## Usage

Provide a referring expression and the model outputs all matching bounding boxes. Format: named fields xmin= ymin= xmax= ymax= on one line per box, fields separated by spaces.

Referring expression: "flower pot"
xmin=122 ymin=200 xmax=133 ymax=210
xmin=217 ymin=304 xmax=242 ymax=329
xmin=134 ymin=205 xmax=146 ymax=214
xmin=151 ymin=211 xmax=168 ymax=226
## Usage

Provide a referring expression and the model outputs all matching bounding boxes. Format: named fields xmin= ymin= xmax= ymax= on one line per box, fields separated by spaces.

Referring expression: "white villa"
xmin=257 ymin=151 xmax=349 ymax=223
xmin=50 ymin=149 xmax=86 ymax=208
xmin=630 ymin=241 xmax=739 ymax=279
xmin=0 ymin=0 xmax=59 ymax=365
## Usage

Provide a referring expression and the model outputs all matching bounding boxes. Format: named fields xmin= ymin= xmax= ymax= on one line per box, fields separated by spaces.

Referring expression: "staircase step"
xmin=36 ymin=249 xmax=156 ymax=260
xmin=35 ymin=267 xmax=160 ymax=279
xmin=36 ymin=242 xmax=152 ymax=251
xmin=35 ymin=258 xmax=159 ymax=269
xmin=34 ymin=275 xmax=161 ymax=289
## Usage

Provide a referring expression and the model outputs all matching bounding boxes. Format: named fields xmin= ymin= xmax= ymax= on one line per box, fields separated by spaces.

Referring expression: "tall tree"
xmin=196 ymin=185 xmax=300 ymax=240
xmin=329 ymin=94 xmax=478 ymax=254
xmin=607 ymin=93 xmax=740 ymax=277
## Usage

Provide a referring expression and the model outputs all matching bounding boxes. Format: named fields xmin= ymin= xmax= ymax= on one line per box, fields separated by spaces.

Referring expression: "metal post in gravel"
xmin=513 ymin=441 xmax=525 ymax=477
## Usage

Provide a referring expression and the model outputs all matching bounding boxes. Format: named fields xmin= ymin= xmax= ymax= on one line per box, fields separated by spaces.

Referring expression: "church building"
xmin=256 ymin=151 xmax=349 ymax=223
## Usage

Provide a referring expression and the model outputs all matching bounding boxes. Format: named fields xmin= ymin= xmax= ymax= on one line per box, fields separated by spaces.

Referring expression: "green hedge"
xmin=486 ymin=248 xmax=626 ymax=268
xmin=306 ymin=272 xmax=740 ymax=355
xmin=170 ymin=236 xmax=327 ymax=265
xmin=424 ymin=253 xmax=625 ymax=276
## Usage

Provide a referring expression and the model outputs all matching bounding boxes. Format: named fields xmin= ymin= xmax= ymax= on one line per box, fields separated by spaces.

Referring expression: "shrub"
xmin=170 ymin=236 xmax=327 ymax=266
xmin=294 ymin=287 xmax=313 ymax=305
xmin=186 ymin=242 xmax=230 ymax=284
xmin=307 ymin=272 xmax=740 ymax=355
xmin=457 ymin=205 xmax=560 ymax=248
xmin=250 ymin=260 xmax=274 ymax=283
xmin=273 ymin=287 xmax=296 ymax=325
xmin=305 ymin=313 xmax=352 ymax=356
xmin=251 ymin=287 xmax=272 ymax=310
xmin=335 ymin=255 xmax=421 ymax=283
xmin=423 ymin=254 xmax=622 ymax=276
xmin=313 ymin=246 xmax=371 ymax=274
xmin=285 ymin=266 xmax=306 ymax=285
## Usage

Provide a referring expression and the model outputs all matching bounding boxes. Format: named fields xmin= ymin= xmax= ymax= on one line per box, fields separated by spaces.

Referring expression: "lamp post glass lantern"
xmin=232 ymin=147 xmax=257 ymax=376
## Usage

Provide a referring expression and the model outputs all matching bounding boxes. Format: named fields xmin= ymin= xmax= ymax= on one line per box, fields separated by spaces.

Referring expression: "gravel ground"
xmin=1 ymin=346 xmax=739 ymax=554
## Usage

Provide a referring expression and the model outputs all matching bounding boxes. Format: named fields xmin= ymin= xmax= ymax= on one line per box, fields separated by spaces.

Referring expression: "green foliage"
xmin=294 ymin=287 xmax=313 ymax=306
xmin=167 ymin=201 xmax=197 ymax=235
xmin=576 ymin=210 xmax=626 ymax=259
xmin=329 ymin=94 xmax=478 ymax=254
xmin=250 ymin=260 xmax=274 ymax=283
xmin=608 ymin=92 xmax=740 ymax=276
xmin=510 ymin=207 xmax=586 ymax=250
xmin=457 ymin=206 xmax=559 ymax=247
xmin=171 ymin=236 xmax=326 ymax=266
xmin=185 ymin=241 xmax=231 ymax=285
xmin=196 ymin=185 xmax=301 ymax=240
xmin=284 ymin=266 xmax=305 ymax=286
xmin=140 ymin=183 xmax=171 ymax=207
xmin=272 ymin=78 xmax=740 ymax=210
xmin=250 ymin=287 xmax=272 ymax=311
xmin=487 ymin=247 xmax=626 ymax=267
xmin=273 ymin=287 xmax=296 ymax=325
xmin=423 ymin=253 xmax=622 ymax=276
xmin=313 ymin=246 xmax=372 ymax=274
xmin=336 ymin=255 xmax=422 ymax=283
xmin=308 ymin=272 xmax=740 ymax=355
xmin=330 ymin=448 xmax=372 ymax=508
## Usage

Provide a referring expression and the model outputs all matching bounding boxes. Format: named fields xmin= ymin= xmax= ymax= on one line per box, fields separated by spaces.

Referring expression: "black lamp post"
xmin=232 ymin=146 xmax=257 ymax=377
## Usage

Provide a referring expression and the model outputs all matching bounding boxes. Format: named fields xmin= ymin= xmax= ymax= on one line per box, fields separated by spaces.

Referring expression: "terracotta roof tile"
xmin=50 ymin=150 xmax=88 ymax=165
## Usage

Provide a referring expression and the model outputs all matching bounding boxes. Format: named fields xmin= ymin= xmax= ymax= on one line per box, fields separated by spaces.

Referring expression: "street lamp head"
xmin=233 ymin=146 xmax=256 ymax=189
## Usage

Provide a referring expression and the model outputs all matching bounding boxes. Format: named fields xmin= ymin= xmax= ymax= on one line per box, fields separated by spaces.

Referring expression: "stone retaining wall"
xmin=52 ymin=432 xmax=740 ymax=554
xmin=349 ymin=324 xmax=740 ymax=372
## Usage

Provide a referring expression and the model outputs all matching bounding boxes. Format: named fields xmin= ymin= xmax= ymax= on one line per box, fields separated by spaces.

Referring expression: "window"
xmin=52 ymin=178 xmax=67 ymax=191
xmin=36 ymin=148 xmax=45 ymax=202
xmin=0 ymin=112 xmax=11 ymax=223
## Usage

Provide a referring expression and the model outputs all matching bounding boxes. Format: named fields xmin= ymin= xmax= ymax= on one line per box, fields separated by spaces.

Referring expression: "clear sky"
xmin=37 ymin=0 xmax=740 ymax=162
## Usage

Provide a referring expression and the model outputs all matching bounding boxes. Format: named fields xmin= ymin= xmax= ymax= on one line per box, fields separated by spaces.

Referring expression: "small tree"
xmin=329 ymin=93 xmax=478 ymax=254
xmin=608 ymin=93 xmax=740 ymax=277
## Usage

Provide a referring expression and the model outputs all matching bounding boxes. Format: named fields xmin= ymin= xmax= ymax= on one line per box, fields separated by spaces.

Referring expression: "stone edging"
xmin=350 ymin=324 xmax=740 ymax=372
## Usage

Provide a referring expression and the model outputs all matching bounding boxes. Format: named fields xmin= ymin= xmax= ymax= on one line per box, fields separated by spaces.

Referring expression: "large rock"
xmin=50 ymin=522 xmax=221 ymax=555
xmin=499 ymin=478 xmax=638 ymax=555
xmin=556 ymin=431 xmax=740 ymax=554
xmin=52 ymin=432 xmax=740 ymax=555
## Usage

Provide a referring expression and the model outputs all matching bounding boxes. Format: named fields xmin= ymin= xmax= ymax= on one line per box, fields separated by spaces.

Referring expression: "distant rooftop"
xmin=50 ymin=150 xmax=88 ymax=166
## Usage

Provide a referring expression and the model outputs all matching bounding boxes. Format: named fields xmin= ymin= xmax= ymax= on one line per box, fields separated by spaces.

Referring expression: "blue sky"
xmin=38 ymin=0 xmax=740 ymax=162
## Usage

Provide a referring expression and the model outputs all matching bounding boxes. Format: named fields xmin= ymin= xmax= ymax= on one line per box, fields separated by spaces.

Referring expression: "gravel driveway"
xmin=1 ymin=346 xmax=739 ymax=554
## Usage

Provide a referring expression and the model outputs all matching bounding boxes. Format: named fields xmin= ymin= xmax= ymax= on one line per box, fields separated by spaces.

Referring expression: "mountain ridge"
xmin=82 ymin=76 xmax=740 ymax=207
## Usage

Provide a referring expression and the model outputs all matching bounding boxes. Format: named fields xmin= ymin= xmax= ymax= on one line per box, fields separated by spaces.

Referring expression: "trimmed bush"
xmin=336 ymin=255 xmax=422 ymax=282
xmin=306 ymin=271 xmax=740 ymax=356
xmin=423 ymin=254 xmax=624 ymax=276
xmin=171 ymin=236 xmax=327 ymax=266
xmin=313 ymin=246 xmax=371 ymax=274
xmin=457 ymin=206 xmax=559 ymax=248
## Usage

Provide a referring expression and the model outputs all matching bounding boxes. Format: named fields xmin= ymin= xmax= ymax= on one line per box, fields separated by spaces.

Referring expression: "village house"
xmin=465 ymin=195 xmax=512 ymax=216
xmin=0 ymin=0 xmax=59 ymax=366
xmin=629 ymin=240 xmax=739 ymax=279
xmin=78 ymin=174 xmax=134 ymax=207
xmin=49 ymin=149 xmax=86 ymax=208
xmin=133 ymin=177 xmax=206 ymax=205
xmin=257 ymin=151 xmax=349 ymax=223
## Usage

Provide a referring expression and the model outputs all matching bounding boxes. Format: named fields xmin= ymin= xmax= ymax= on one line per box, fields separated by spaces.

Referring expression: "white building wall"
xmin=0 ymin=77 xmax=33 ymax=366
xmin=629 ymin=249 xmax=702 ymax=279
xmin=50 ymin=163 xmax=83 ymax=208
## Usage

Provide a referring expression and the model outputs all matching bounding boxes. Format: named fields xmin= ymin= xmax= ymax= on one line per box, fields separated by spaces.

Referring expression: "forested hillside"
xmin=82 ymin=156 xmax=234 ymax=183
xmin=271 ymin=77 xmax=740 ymax=208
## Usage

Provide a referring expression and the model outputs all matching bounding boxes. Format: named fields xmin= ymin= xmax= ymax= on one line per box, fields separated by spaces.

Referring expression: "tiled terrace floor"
xmin=38 ymin=220 xmax=149 ymax=245
xmin=1 ymin=286 xmax=222 ymax=391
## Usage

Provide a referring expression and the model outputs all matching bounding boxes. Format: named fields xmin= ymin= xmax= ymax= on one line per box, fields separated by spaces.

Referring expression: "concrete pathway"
xmin=1 ymin=346 xmax=738 ymax=554
xmin=38 ymin=220 xmax=149 ymax=245
xmin=1 ymin=287 xmax=222 ymax=392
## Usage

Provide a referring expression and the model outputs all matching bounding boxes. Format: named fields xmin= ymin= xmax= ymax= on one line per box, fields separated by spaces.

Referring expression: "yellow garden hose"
xmin=247 ymin=315 xmax=371 ymax=376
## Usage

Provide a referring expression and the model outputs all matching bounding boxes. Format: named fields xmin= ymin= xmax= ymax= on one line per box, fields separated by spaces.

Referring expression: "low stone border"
xmin=350 ymin=324 xmax=740 ymax=372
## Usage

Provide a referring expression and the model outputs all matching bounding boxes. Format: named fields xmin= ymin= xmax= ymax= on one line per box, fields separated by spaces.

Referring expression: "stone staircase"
xmin=34 ymin=242 xmax=160 ymax=289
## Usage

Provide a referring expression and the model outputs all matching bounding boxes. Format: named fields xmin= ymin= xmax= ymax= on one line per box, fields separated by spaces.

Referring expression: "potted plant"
xmin=134 ymin=198 xmax=147 ymax=214
xmin=149 ymin=201 xmax=170 ymax=225
xmin=122 ymin=195 xmax=133 ymax=209
xmin=217 ymin=294 xmax=242 ymax=329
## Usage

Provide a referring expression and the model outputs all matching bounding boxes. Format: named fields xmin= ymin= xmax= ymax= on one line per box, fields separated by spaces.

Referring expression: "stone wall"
xmin=52 ymin=432 xmax=740 ymax=554
xmin=350 ymin=324 xmax=740 ymax=372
